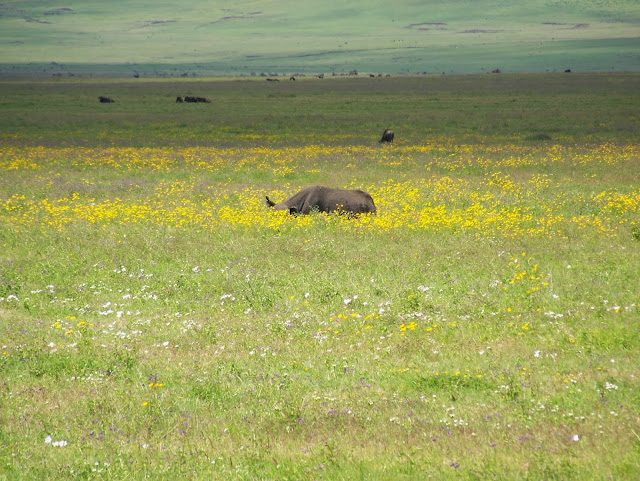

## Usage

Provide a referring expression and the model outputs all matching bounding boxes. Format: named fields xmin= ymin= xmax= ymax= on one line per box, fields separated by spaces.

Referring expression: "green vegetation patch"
xmin=0 ymin=74 xmax=639 ymax=479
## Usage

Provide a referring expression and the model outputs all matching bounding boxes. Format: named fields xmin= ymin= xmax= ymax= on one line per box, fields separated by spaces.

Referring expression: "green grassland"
xmin=1 ymin=0 xmax=640 ymax=76
xmin=1 ymin=74 xmax=640 ymax=479
xmin=2 ymin=73 xmax=639 ymax=146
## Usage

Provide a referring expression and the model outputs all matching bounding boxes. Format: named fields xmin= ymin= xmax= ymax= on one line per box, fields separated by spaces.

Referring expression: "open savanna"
xmin=1 ymin=74 xmax=639 ymax=479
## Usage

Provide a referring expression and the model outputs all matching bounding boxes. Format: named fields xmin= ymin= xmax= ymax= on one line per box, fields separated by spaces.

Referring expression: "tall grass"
xmin=0 ymin=74 xmax=639 ymax=479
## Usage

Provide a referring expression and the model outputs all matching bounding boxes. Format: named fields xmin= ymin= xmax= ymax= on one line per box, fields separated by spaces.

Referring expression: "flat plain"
xmin=1 ymin=73 xmax=639 ymax=479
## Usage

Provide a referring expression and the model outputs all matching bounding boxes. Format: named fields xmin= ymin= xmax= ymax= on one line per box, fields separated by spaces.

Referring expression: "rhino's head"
xmin=265 ymin=196 xmax=298 ymax=215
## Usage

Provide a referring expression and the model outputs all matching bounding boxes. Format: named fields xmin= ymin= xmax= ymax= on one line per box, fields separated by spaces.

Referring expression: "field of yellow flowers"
xmin=1 ymin=76 xmax=639 ymax=479
xmin=2 ymin=142 xmax=638 ymax=238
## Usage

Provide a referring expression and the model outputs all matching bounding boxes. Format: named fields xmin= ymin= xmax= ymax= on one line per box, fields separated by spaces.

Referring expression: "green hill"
xmin=1 ymin=0 xmax=639 ymax=76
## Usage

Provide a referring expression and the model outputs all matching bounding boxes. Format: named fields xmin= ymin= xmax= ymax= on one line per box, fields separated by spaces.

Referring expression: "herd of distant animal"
xmin=98 ymin=95 xmax=212 ymax=103
xmin=100 ymin=68 xmax=574 ymax=213
xmin=98 ymin=94 xmax=393 ymax=216
xmin=175 ymin=96 xmax=211 ymax=103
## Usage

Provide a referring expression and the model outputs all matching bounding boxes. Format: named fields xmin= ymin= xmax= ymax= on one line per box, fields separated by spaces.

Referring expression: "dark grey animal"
xmin=176 ymin=96 xmax=184 ymax=102
xmin=182 ymin=96 xmax=210 ymax=103
xmin=98 ymin=96 xmax=115 ymax=103
xmin=266 ymin=186 xmax=376 ymax=215
xmin=380 ymin=129 xmax=394 ymax=143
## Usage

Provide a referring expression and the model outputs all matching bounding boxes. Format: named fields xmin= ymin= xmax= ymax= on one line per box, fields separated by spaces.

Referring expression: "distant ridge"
xmin=1 ymin=0 xmax=639 ymax=76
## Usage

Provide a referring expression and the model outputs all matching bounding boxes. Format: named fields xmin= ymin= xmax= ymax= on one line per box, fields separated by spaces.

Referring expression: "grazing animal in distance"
xmin=380 ymin=129 xmax=394 ymax=143
xmin=181 ymin=96 xmax=210 ymax=103
xmin=98 ymin=96 xmax=115 ymax=103
xmin=176 ymin=96 xmax=185 ymax=102
xmin=266 ymin=186 xmax=376 ymax=215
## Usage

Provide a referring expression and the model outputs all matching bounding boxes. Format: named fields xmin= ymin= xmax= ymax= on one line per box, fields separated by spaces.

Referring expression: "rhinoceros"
xmin=266 ymin=186 xmax=376 ymax=215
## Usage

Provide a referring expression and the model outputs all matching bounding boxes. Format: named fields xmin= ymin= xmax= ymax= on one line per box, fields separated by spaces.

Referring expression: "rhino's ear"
xmin=288 ymin=206 xmax=298 ymax=215
xmin=265 ymin=196 xmax=275 ymax=208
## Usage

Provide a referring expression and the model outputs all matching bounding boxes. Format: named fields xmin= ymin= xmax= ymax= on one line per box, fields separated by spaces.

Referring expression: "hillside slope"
xmin=1 ymin=0 xmax=639 ymax=75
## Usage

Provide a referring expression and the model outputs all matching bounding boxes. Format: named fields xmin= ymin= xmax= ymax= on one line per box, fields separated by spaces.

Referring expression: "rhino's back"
xmin=313 ymin=187 xmax=375 ymax=214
